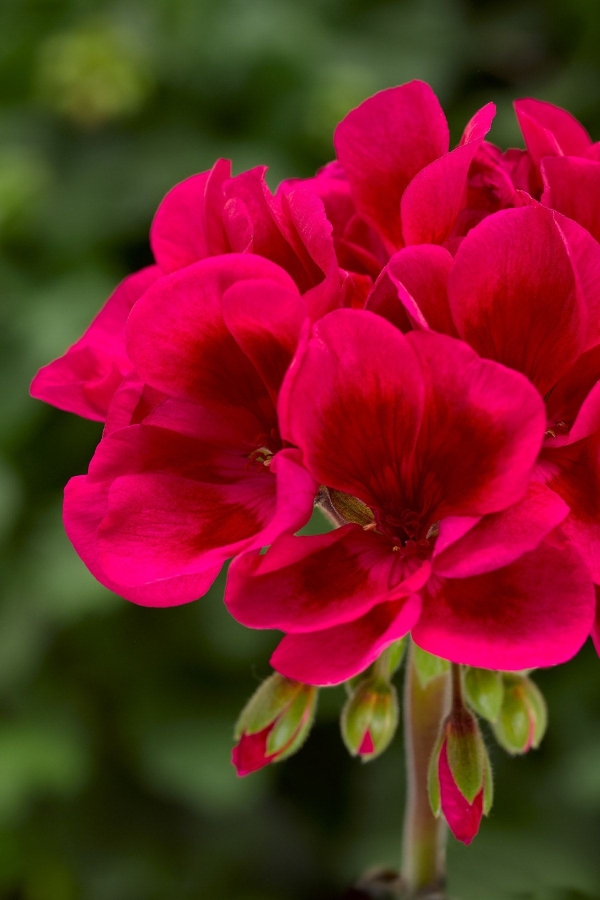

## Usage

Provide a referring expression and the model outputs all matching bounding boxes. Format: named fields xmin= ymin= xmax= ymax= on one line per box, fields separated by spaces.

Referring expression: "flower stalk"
xmin=400 ymin=643 xmax=450 ymax=897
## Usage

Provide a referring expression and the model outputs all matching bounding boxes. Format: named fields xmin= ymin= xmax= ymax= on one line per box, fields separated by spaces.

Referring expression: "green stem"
xmin=400 ymin=644 xmax=450 ymax=897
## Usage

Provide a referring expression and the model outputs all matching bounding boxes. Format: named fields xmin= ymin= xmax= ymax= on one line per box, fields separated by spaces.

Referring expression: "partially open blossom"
xmin=492 ymin=673 xmax=547 ymax=755
xmin=232 ymin=673 xmax=317 ymax=776
xmin=429 ymin=707 xmax=492 ymax=845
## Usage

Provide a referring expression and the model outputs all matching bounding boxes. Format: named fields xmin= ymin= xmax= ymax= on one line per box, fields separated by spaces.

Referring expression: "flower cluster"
xmin=31 ymin=83 xmax=599 ymax=816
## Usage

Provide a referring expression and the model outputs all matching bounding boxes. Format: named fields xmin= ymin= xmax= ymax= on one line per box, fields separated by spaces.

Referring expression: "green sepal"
xmin=234 ymin=674 xmax=302 ymax=739
xmin=464 ymin=667 xmax=504 ymax=723
xmin=521 ymin=677 xmax=547 ymax=749
xmin=446 ymin=711 xmax=484 ymax=803
xmin=427 ymin=729 xmax=445 ymax=818
xmin=266 ymin=686 xmax=316 ymax=756
xmin=374 ymin=639 xmax=407 ymax=681
xmin=482 ymin=746 xmax=494 ymax=816
xmin=492 ymin=678 xmax=531 ymax=755
xmin=412 ymin=644 xmax=450 ymax=688
xmin=345 ymin=667 xmax=373 ymax=696
xmin=341 ymin=678 xmax=398 ymax=760
xmin=341 ymin=682 xmax=376 ymax=754
xmin=267 ymin=688 xmax=318 ymax=762
xmin=363 ymin=683 xmax=399 ymax=760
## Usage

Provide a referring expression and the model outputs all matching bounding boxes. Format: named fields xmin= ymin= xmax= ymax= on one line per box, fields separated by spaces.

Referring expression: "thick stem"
xmin=400 ymin=645 xmax=450 ymax=897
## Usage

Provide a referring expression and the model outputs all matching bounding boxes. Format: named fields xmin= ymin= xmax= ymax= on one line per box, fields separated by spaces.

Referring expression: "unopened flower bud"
xmin=464 ymin=667 xmax=504 ymax=723
xmin=492 ymin=674 xmax=547 ymax=755
xmin=428 ymin=709 xmax=493 ymax=845
xmin=232 ymin=673 xmax=317 ymax=777
xmin=341 ymin=678 xmax=399 ymax=761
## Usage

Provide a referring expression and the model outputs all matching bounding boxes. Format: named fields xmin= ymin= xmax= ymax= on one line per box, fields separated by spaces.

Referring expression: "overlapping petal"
xmin=270 ymin=596 xmax=423 ymax=686
xmin=448 ymin=206 xmax=586 ymax=396
xmin=401 ymin=103 xmax=495 ymax=246
xmin=413 ymin=532 xmax=595 ymax=669
xmin=30 ymin=266 xmax=161 ymax=421
xmin=334 ymin=81 xmax=449 ymax=249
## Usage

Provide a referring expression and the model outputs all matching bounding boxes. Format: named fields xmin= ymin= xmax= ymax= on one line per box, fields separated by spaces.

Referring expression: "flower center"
xmin=326 ymin=488 xmax=437 ymax=559
xmin=245 ymin=428 xmax=280 ymax=471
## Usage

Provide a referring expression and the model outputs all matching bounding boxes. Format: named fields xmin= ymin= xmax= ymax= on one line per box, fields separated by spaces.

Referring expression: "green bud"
xmin=464 ymin=667 xmax=504 ymax=723
xmin=492 ymin=674 xmax=547 ymax=755
xmin=374 ymin=638 xmax=407 ymax=680
xmin=446 ymin=709 xmax=485 ymax=803
xmin=482 ymin=749 xmax=494 ymax=816
xmin=234 ymin=673 xmax=302 ymax=740
xmin=232 ymin=674 xmax=318 ymax=775
xmin=341 ymin=678 xmax=399 ymax=761
xmin=412 ymin=644 xmax=450 ymax=688
xmin=427 ymin=730 xmax=444 ymax=818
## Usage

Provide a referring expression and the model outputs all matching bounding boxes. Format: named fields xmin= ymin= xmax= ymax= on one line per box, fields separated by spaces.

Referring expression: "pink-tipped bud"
xmin=232 ymin=673 xmax=317 ymax=776
xmin=429 ymin=709 xmax=493 ymax=845
xmin=492 ymin=674 xmax=547 ymax=755
xmin=341 ymin=677 xmax=399 ymax=761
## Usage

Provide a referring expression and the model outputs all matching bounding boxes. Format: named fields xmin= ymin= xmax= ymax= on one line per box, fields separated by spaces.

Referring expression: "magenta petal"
xmin=334 ymin=81 xmax=449 ymax=249
xmin=542 ymin=430 xmax=600 ymax=581
xmin=364 ymin=259 xmax=422 ymax=332
xmin=386 ymin=245 xmax=455 ymax=336
xmin=225 ymin=525 xmax=421 ymax=632
xmin=401 ymin=103 xmax=495 ymax=246
xmin=414 ymin=532 xmax=595 ymax=670
xmin=221 ymin=279 xmax=306 ymax=402
xmin=358 ymin=731 xmax=375 ymax=756
xmin=231 ymin=727 xmax=273 ymax=777
xmin=448 ymin=206 xmax=586 ymax=396
xmin=515 ymin=99 xmax=591 ymax=166
xmin=546 ymin=347 xmax=600 ymax=432
xmin=438 ymin=741 xmax=483 ymax=845
xmin=30 ymin=266 xmax=161 ymax=421
xmin=278 ymin=309 xmax=425 ymax=509
xmin=150 ymin=159 xmax=232 ymax=272
xmin=434 ymin=482 xmax=569 ymax=579
xmin=63 ymin=476 xmax=221 ymax=607
xmin=127 ymin=254 xmax=296 ymax=409
xmin=406 ymin=329 xmax=546 ymax=519
xmin=542 ymin=156 xmax=600 ymax=245
xmin=97 ymin=473 xmax=276 ymax=584
xmin=271 ymin=595 xmax=422 ymax=686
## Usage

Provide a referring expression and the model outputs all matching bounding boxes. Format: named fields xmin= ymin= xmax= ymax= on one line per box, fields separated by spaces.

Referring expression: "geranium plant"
xmin=31 ymin=81 xmax=600 ymax=898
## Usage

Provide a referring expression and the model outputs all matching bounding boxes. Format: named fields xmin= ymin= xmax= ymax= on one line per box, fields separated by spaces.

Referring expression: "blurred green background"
xmin=2 ymin=0 xmax=600 ymax=897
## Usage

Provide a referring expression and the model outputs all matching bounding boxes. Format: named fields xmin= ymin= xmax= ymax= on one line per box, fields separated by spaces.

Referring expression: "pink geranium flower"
xmin=31 ymin=159 xmax=341 ymax=422
xmin=225 ymin=310 xmax=595 ymax=685
xmin=63 ymin=255 xmax=316 ymax=606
